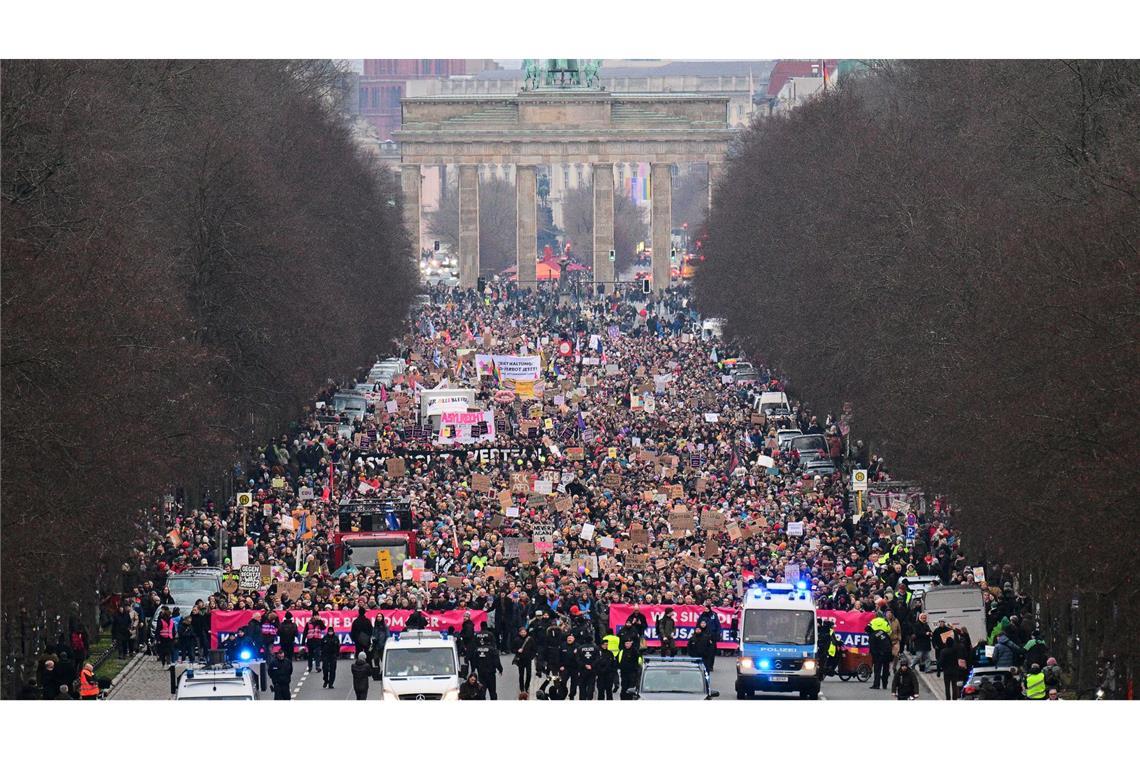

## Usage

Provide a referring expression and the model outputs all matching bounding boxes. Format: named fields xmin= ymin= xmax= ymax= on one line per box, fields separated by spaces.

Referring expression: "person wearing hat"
xmin=320 ymin=624 xmax=341 ymax=688
xmin=78 ymin=662 xmax=100 ymax=700
xmin=351 ymin=652 xmax=372 ymax=700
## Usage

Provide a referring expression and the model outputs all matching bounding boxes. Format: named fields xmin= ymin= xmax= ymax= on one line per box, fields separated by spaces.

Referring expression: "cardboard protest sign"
xmin=554 ymin=496 xmax=573 ymax=513
xmin=630 ymin=523 xmax=649 ymax=545
xmin=238 ymin=565 xmax=261 ymax=591
xmin=695 ymin=478 xmax=708 ymax=494
xmin=603 ymin=473 xmax=622 ymax=488
xmin=727 ymin=522 xmax=743 ymax=540
xmin=669 ymin=484 xmax=684 ymax=499
xmin=498 ymin=490 xmax=513 ymax=509
xmin=704 ymin=539 xmax=721 ymax=559
xmin=387 ymin=458 xmax=406 ymax=477
xmin=221 ymin=579 xmax=239 ymax=595
xmin=519 ymin=543 xmax=537 ymax=564
xmin=702 ymin=511 xmax=726 ymax=531
xmin=271 ymin=476 xmax=286 ymax=490
xmin=260 ymin=565 xmax=273 ymax=585
xmin=627 ymin=553 xmax=649 ymax=568
xmin=472 ymin=473 xmax=492 ymax=493
xmin=489 ymin=513 xmax=505 ymax=529
xmin=279 ymin=581 xmax=304 ymax=601
xmin=485 ymin=566 xmax=506 ymax=581
xmin=682 ymin=554 xmax=704 ymax=570
xmin=446 ymin=576 xmax=464 ymax=588
xmin=751 ymin=414 xmax=766 ymax=425
xmin=567 ymin=447 xmax=585 ymax=461
xmin=668 ymin=510 xmax=695 ymax=532
xmin=510 ymin=472 xmax=531 ymax=493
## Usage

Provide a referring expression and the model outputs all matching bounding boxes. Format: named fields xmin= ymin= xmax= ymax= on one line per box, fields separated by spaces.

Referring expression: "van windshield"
xmin=343 ymin=538 xmax=408 ymax=567
xmin=384 ymin=647 xmax=456 ymax=678
xmin=167 ymin=576 xmax=219 ymax=604
xmin=742 ymin=609 xmax=815 ymax=645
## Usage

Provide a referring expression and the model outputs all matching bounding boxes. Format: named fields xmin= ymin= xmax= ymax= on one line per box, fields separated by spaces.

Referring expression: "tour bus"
xmin=330 ymin=497 xmax=418 ymax=570
xmin=736 ymin=582 xmax=820 ymax=700
xmin=381 ymin=630 xmax=461 ymax=700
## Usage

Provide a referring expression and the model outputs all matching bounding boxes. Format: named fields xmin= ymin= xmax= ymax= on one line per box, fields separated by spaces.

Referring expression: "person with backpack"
xmin=351 ymin=652 xmax=372 ymax=700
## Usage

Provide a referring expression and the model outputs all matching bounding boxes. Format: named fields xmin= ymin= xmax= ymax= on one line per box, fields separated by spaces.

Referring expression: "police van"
xmin=171 ymin=663 xmax=265 ymax=701
xmin=380 ymin=630 xmax=460 ymax=700
xmin=735 ymin=582 xmax=820 ymax=699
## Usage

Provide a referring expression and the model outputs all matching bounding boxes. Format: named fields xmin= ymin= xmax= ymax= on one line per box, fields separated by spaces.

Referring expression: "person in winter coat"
xmin=350 ymin=607 xmax=373 ymax=657
xmin=320 ymin=627 xmax=340 ymax=688
xmin=866 ymin=615 xmax=893 ymax=690
xmin=617 ymin=639 xmax=642 ymax=698
xmin=1021 ymin=631 xmax=1049 ymax=670
xmin=277 ymin=612 xmax=299 ymax=661
xmin=688 ymin=620 xmax=716 ymax=674
xmin=458 ymin=672 xmax=486 ymax=700
xmin=370 ymin=615 xmax=389 ymax=675
xmin=886 ymin=610 xmax=903 ymax=671
xmin=697 ymin=602 xmax=722 ymax=646
xmin=938 ymin=636 xmax=965 ymax=700
xmin=267 ymin=649 xmax=293 ymax=700
xmin=303 ymin=617 xmax=325 ymax=672
xmin=471 ymin=629 xmax=502 ymax=700
xmin=111 ymin=606 xmax=133 ymax=659
xmin=657 ymin=608 xmax=678 ymax=657
xmin=623 ymin=605 xmax=648 ymax=644
xmin=891 ymin=659 xmax=920 ymax=700
xmin=911 ymin=612 xmax=933 ymax=672
xmin=595 ymin=645 xmax=617 ymax=700
xmin=1042 ymin=657 xmax=1063 ymax=690
xmin=405 ymin=607 xmax=428 ymax=630
xmin=351 ymin=652 xmax=371 ymax=700
xmin=992 ymin=632 xmax=1024 ymax=668
xmin=573 ymin=634 xmax=599 ymax=700
xmin=514 ymin=626 xmax=536 ymax=694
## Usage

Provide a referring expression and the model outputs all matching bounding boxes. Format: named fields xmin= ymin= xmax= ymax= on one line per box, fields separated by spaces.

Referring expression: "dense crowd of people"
xmin=27 ymin=281 xmax=1062 ymax=700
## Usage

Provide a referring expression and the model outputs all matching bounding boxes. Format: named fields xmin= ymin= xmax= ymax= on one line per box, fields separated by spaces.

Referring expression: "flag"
xmin=490 ymin=357 xmax=502 ymax=386
xmin=710 ymin=347 xmax=718 ymax=363
xmin=577 ymin=411 xmax=587 ymax=431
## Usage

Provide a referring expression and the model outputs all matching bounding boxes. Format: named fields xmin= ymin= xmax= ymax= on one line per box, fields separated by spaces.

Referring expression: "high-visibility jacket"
xmin=602 ymin=634 xmax=620 ymax=656
xmin=1025 ymin=672 xmax=1046 ymax=699
xmin=79 ymin=668 xmax=100 ymax=698
xmin=617 ymin=649 xmax=642 ymax=666
xmin=158 ymin=618 xmax=175 ymax=640
xmin=869 ymin=617 xmax=892 ymax=635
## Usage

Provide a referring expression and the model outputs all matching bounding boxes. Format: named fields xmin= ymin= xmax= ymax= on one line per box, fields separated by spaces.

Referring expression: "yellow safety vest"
xmin=1025 ymin=672 xmax=1046 ymax=699
xmin=602 ymin=634 xmax=620 ymax=655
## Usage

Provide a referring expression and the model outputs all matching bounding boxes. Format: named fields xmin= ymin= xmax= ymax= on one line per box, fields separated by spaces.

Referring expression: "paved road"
xmin=112 ymin=651 xmax=935 ymax=701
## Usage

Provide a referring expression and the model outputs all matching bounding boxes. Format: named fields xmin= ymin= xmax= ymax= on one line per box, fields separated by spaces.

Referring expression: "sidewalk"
xmin=108 ymin=655 xmax=181 ymax=701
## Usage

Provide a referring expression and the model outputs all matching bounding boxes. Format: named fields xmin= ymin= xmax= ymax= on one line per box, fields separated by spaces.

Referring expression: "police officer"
xmin=268 ymin=648 xmax=293 ymax=700
xmin=595 ymin=640 xmax=618 ymax=700
xmin=558 ymin=633 xmax=581 ymax=698
xmin=617 ymin=639 xmax=642 ymax=699
xmin=573 ymin=633 xmax=599 ymax=700
xmin=472 ymin=631 xmax=502 ymax=700
xmin=320 ymin=625 xmax=340 ymax=688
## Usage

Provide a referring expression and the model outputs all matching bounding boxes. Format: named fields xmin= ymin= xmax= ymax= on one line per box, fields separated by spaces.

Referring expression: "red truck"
xmin=331 ymin=498 xmax=418 ymax=570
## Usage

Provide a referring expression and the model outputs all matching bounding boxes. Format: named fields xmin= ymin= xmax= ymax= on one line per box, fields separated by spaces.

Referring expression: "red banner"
xmin=210 ymin=608 xmax=487 ymax=653
xmin=609 ymin=604 xmax=739 ymax=651
xmin=815 ymin=609 xmax=875 ymax=653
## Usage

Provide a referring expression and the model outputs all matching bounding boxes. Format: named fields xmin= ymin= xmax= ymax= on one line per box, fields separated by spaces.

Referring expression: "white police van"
xmin=735 ymin=582 xmax=820 ymax=699
xmin=171 ymin=664 xmax=265 ymax=701
xmin=381 ymin=630 xmax=460 ymax=701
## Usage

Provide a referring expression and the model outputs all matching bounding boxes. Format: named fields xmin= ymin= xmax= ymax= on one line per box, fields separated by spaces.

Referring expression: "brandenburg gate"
xmin=393 ymin=59 xmax=734 ymax=293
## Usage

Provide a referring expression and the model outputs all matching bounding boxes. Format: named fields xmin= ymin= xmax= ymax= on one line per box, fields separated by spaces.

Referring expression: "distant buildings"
xmin=357 ymin=59 xmax=500 ymax=140
xmin=759 ymin=59 xmax=840 ymax=117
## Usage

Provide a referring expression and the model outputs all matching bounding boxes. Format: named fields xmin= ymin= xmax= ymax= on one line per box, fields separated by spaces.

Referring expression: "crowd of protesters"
xmin=25 ymin=280 xmax=1063 ymax=700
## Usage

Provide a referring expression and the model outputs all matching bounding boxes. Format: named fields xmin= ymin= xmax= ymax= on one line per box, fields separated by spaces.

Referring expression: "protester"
xmin=90 ymin=280 xmax=1056 ymax=702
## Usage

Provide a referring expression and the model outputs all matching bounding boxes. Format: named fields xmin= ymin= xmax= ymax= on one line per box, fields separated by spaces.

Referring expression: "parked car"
xmin=776 ymin=428 xmax=804 ymax=449
xmin=790 ymin=434 xmax=829 ymax=464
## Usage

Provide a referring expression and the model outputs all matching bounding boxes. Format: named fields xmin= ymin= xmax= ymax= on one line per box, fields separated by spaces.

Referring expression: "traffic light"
xmin=608 ymin=249 xmax=616 ymax=263
xmin=433 ymin=240 xmax=440 ymax=252
xmin=642 ymin=278 xmax=651 ymax=294
xmin=670 ymin=247 xmax=677 ymax=262
xmin=477 ymin=276 xmax=486 ymax=292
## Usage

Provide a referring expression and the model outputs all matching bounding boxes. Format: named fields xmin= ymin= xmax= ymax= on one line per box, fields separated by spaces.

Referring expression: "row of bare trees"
xmin=695 ymin=61 xmax=1139 ymax=684
xmin=1 ymin=61 xmax=417 ymax=646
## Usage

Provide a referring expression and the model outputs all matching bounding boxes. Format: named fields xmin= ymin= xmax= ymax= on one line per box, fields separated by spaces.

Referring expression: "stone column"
xmin=515 ymin=165 xmax=538 ymax=289
xmin=458 ymin=164 xmax=479 ymax=289
xmin=708 ymin=161 xmax=724 ymax=212
xmin=400 ymin=164 xmax=422 ymax=256
xmin=650 ymin=162 xmax=673 ymax=294
xmin=592 ymin=163 xmax=615 ymax=287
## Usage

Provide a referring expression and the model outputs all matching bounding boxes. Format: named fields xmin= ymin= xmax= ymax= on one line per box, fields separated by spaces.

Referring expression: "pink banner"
xmin=815 ymin=609 xmax=875 ymax=652
xmin=440 ymin=411 xmax=485 ymax=425
xmin=609 ymin=604 xmax=739 ymax=651
xmin=211 ymin=608 xmax=487 ymax=653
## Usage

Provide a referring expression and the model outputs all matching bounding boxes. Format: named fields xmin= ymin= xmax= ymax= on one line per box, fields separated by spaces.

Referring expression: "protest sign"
xmin=702 ymin=511 xmax=726 ymax=531
xmin=238 ymin=565 xmax=261 ymax=591
xmin=472 ymin=473 xmax=492 ymax=493
xmin=387 ymin=458 xmax=406 ymax=477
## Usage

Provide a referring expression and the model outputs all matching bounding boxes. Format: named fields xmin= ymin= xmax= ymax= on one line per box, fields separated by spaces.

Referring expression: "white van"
xmin=173 ymin=665 xmax=262 ymax=701
xmin=754 ymin=391 xmax=792 ymax=418
xmin=381 ymin=630 xmax=461 ymax=700
xmin=921 ymin=586 xmax=988 ymax=646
